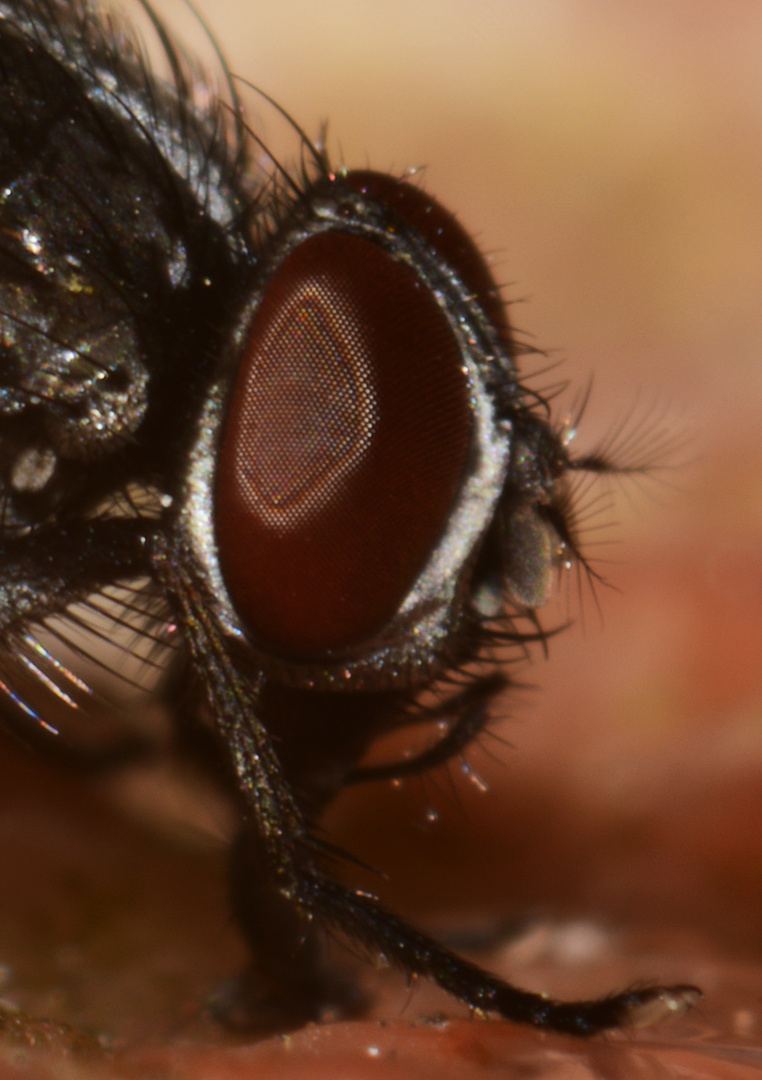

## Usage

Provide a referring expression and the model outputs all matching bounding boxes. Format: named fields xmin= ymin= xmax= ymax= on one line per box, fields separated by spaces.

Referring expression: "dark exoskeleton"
xmin=0 ymin=0 xmax=697 ymax=1035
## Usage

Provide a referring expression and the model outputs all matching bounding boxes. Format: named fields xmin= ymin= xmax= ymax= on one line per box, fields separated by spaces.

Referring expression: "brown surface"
xmin=0 ymin=0 xmax=761 ymax=1076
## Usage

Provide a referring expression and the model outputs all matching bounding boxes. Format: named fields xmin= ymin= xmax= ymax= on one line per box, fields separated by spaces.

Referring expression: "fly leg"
xmin=155 ymin=530 xmax=701 ymax=1036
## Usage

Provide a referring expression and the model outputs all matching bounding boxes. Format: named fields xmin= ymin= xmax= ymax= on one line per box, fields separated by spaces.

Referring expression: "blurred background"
xmin=1 ymin=1 xmax=760 ymax=1074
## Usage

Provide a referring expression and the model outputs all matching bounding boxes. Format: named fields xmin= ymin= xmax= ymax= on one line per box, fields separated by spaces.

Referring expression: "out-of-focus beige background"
xmin=1 ymin=3 xmax=760 ymax=1077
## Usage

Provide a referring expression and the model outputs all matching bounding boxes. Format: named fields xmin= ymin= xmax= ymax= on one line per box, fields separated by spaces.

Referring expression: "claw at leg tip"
xmin=628 ymin=985 xmax=702 ymax=1029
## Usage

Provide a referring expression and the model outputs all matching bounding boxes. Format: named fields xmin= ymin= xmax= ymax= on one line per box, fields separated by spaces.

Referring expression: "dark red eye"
xmin=344 ymin=170 xmax=512 ymax=346
xmin=214 ymin=229 xmax=471 ymax=660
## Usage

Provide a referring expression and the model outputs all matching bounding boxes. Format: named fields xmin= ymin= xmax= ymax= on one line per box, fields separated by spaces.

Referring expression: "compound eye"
xmin=344 ymin=170 xmax=511 ymax=346
xmin=214 ymin=230 xmax=471 ymax=660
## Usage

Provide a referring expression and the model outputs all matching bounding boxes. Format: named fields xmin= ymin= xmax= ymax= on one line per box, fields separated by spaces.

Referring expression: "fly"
xmin=0 ymin=0 xmax=699 ymax=1035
